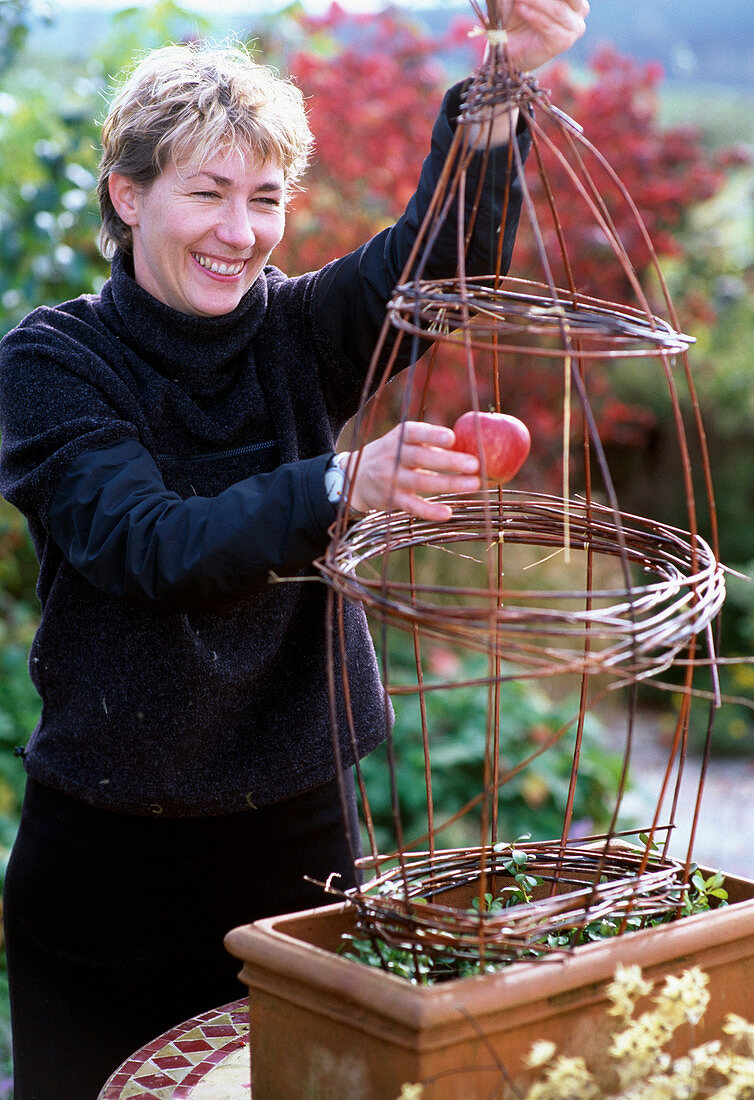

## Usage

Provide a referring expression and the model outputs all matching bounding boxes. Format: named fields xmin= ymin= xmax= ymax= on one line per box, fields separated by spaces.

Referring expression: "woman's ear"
xmin=108 ymin=173 xmax=140 ymax=227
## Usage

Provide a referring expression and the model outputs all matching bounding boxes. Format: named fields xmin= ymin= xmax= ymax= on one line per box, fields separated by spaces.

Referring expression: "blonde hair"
xmin=97 ymin=42 xmax=314 ymax=258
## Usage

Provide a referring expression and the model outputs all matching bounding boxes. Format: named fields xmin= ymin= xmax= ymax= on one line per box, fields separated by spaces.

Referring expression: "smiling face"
xmin=108 ymin=148 xmax=286 ymax=317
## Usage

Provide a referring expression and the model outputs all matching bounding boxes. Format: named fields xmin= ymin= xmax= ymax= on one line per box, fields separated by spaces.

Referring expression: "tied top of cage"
xmin=387 ymin=0 xmax=696 ymax=360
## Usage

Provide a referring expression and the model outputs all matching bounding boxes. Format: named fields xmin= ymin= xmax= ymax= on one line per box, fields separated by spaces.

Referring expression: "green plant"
xmin=471 ymin=846 xmax=542 ymax=913
xmin=340 ymin=840 xmax=545 ymax=984
xmin=340 ymin=842 xmax=728 ymax=986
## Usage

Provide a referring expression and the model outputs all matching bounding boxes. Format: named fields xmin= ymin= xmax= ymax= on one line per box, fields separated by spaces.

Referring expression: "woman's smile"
xmin=191 ymin=252 xmax=248 ymax=277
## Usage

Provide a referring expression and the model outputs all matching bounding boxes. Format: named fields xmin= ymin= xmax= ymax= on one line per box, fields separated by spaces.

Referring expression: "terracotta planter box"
xmin=225 ymin=866 xmax=754 ymax=1100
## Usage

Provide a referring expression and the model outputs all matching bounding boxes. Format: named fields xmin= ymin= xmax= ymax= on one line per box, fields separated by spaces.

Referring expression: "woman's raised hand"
xmin=465 ymin=0 xmax=589 ymax=148
xmin=344 ymin=422 xmax=481 ymax=523
xmin=504 ymin=0 xmax=590 ymax=74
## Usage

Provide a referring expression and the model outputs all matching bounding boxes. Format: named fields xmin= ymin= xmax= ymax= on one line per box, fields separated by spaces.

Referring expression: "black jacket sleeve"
xmin=48 ymin=438 xmax=337 ymax=611
xmin=312 ymin=82 xmax=531 ymax=378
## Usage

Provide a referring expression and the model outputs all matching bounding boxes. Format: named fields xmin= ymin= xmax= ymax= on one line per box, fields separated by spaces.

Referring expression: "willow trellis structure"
xmin=316 ymin=0 xmax=727 ymax=978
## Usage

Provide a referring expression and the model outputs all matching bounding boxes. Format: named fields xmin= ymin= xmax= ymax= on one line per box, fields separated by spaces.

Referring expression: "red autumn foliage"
xmin=273 ymin=6 xmax=747 ymax=480
xmin=513 ymin=47 xmax=747 ymax=309
xmin=276 ymin=4 xmax=450 ymax=274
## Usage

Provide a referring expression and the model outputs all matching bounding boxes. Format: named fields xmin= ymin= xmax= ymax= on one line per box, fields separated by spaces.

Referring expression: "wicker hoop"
xmin=388 ymin=277 xmax=695 ymax=358
xmin=321 ymin=491 xmax=724 ymax=682
xmin=346 ymin=841 xmax=687 ymax=969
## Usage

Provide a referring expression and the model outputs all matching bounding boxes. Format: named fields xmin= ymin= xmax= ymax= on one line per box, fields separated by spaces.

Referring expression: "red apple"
xmin=452 ymin=411 xmax=531 ymax=484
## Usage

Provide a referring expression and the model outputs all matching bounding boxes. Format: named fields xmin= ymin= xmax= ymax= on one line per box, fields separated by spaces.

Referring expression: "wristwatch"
xmin=324 ymin=452 xmax=351 ymax=505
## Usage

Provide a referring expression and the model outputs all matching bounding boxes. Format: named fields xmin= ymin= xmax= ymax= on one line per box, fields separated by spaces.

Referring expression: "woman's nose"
xmin=216 ymin=202 xmax=255 ymax=250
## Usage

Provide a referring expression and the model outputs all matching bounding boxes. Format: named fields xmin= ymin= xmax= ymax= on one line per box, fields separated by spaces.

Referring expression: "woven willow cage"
xmin=316 ymin=0 xmax=726 ymax=976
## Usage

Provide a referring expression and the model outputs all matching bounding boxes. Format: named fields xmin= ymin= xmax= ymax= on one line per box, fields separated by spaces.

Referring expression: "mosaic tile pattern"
xmin=99 ymin=999 xmax=251 ymax=1099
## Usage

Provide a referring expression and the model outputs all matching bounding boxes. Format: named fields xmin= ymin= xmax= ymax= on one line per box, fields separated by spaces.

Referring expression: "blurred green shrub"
xmin=686 ymin=668 xmax=754 ymax=758
xmin=0 ymin=0 xmax=210 ymax=337
xmin=0 ymin=604 xmax=38 ymax=862
xmin=359 ymin=632 xmax=626 ymax=852
xmin=0 ymin=497 xmax=38 ymax=606
xmin=0 ymin=0 xmax=38 ymax=76
xmin=0 ymin=498 xmax=41 ymax=874
xmin=683 ymin=561 xmax=754 ymax=758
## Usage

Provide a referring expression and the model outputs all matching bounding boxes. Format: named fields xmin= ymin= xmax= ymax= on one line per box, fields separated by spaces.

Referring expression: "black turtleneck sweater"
xmin=0 ymin=88 xmax=529 ymax=816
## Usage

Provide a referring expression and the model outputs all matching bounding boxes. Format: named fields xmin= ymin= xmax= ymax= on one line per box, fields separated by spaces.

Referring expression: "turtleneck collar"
xmin=104 ymin=250 xmax=269 ymax=397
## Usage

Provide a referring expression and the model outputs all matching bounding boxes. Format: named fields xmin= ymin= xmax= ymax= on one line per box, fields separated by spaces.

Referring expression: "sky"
xmin=48 ymin=0 xmax=426 ymax=11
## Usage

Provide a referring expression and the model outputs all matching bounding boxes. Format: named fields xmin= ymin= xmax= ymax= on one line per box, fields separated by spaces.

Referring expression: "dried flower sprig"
xmin=395 ymin=965 xmax=754 ymax=1100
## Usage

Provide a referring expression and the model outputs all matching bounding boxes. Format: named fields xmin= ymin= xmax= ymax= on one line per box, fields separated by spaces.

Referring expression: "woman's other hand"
xmin=345 ymin=422 xmax=481 ymax=523
xmin=466 ymin=0 xmax=589 ymax=148
xmin=506 ymin=0 xmax=590 ymax=74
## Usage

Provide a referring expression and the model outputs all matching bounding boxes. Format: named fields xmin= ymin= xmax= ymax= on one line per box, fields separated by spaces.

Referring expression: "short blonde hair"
xmin=97 ymin=42 xmax=314 ymax=258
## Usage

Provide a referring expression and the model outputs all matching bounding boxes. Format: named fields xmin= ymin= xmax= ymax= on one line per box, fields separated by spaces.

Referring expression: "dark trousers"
xmin=4 ymin=774 xmax=360 ymax=1100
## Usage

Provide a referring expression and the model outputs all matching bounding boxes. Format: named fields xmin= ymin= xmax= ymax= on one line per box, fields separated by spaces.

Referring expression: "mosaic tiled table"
xmin=99 ymin=999 xmax=251 ymax=1099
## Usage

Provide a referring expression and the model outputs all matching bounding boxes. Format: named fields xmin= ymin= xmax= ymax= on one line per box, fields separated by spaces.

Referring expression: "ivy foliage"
xmin=340 ymin=843 xmax=730 ymax=985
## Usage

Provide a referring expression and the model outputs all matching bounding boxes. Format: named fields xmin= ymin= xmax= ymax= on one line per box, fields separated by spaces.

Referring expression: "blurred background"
xmin=0 ymin=0 xmax=752 ymax=1091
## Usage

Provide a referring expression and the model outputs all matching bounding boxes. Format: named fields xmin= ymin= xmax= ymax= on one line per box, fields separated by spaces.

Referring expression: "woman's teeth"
xmin=193 ymin=254 xmax=244 ymax=276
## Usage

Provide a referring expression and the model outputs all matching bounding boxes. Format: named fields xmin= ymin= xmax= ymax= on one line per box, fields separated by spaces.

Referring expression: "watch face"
xmin=325 ymin=464 xmax=345 ymax=503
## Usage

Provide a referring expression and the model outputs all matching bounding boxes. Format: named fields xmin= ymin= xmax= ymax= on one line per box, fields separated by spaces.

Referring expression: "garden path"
xmin=619 ymin=710 xmax=754 ymax=881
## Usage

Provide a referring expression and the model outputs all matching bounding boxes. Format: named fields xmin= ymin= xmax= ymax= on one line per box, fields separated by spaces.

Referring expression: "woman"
xmin=0 ymin=3 xmax=588 ymax=1095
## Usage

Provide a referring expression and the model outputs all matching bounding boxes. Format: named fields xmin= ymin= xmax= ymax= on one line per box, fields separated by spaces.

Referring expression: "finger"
xmin=398 ymin=442 xmax=480 ymax=475
xmin=509 ymin=0 xmax=578 ymax=36
xmin=391 ymin=491 xmax=455 ymax=524
xmin=399 ymin=467 xmax=481 ymax=496
xmin=515 ymin=0 xmax=588 ymax=18
xmin=398 ymin=422 xmax=456 ymax=449
xmin=513 ymin=0 xmax=587 ymax=33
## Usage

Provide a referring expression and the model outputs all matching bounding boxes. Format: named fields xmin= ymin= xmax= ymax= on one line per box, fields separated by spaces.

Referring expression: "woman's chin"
xmin=185 ymin=281 xmax=249 ymax=317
